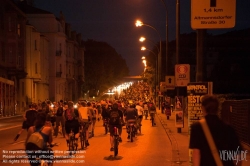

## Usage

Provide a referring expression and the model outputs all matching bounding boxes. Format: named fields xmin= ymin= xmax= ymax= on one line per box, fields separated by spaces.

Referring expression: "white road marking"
xmin=0 ymin=125 xmax=21 ymax=131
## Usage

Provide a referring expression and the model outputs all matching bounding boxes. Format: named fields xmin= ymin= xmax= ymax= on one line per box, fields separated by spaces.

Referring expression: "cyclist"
xmin=54 ymin=100 xmax=65 ymax=138
xmin=13 ymin=103 xmax=37 ymax=141
xmin=108 ymin=103 xmax=122 ymax=151
xmin=78 ymin=101 xmax=90 ymax=146
xmin=64 ymin=101 xmax=80 ymax=148
xmin=149 ymin=102 xmax=156 ymax=125
xmin=117 ymin=102 xmax=124 ymax=142
xmin=124 ymin=103 xmax=138 ymax=139
xmin=87 ymin=102 xmax=94 ymax=138
xmin=25 ymin=112 xmax=53 ymax=166
xmin=101 ymin=103 xmax=110 ymax=133
xmin=135 ymin=102 xmax=144 ymax=128
xmin=91 ymin=103 xmax=98 ymax=137
xmin=96 ymin=103 xmax=102 ymax=121
xmin=143 ymin=102 xmax=149 ymax=120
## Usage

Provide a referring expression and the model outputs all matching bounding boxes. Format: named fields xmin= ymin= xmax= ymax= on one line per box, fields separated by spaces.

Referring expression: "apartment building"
xmin=0 ymin=0 xmax=27 ymax=115
xmin=18 ymin=2 xmax=84 ymax=103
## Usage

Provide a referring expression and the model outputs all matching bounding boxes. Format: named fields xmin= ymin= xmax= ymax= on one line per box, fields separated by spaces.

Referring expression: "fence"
xmin=221 ymin=100 xmax=250 ymax=146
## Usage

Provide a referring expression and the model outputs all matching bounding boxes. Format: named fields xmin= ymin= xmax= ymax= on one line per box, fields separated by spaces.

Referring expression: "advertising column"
xmin=188 ymin=82 xmax=213 ymax=166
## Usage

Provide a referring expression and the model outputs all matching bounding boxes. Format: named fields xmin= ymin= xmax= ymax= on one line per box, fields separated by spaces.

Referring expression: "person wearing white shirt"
xmin=135 ymin=103 xmax=144 ymax=127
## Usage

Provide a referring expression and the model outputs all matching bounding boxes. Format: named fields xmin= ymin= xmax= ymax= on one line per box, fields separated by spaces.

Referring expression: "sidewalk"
xmin=156 ymin=108 xmax=189 ymax=166
xmin=156 ymin=108 xmax=250 ymax=166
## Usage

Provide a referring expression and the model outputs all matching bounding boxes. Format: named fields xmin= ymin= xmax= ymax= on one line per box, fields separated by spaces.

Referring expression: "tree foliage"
xmin=82 ymin=39 xmax=129 ymax=96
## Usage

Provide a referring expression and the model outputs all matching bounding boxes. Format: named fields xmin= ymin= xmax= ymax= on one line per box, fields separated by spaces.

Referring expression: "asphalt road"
xmin=0 ymin=116 xmax=26 ymax=148
xmin=0 ymin=114 xmax=174 ymax=166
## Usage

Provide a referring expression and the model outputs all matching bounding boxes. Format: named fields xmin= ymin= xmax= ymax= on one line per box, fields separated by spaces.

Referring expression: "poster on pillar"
xmin=187 ymin=82 xmax=213 ymax=135
xmin=175 ymin=96 xmax=184 ymax=128
xmin=175 ymin=96 xmax=183 ymax=110
xmin=175 ymin=110 xmax=184 ymax=128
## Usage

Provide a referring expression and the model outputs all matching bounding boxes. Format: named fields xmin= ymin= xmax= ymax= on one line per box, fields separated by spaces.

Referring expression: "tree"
xmin=82 ymin=39 xmax=129 ymax=96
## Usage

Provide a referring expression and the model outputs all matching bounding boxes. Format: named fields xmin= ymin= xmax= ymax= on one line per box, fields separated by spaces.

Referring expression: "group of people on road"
xmin=13 ymin=80 xmax=244 ymax=166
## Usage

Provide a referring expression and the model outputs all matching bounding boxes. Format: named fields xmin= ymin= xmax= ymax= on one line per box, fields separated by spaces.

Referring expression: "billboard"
xmin=187 ymin=82 xmax=213 ymax=134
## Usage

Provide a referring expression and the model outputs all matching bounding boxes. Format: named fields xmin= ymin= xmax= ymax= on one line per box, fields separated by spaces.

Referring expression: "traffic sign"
xmin=160 ymin=82 xmax=167 ymax=92
xmin=165 ymin=76 xmax=175 ymax=90
xmin=175 ymin=64 xmax=190 ymax=87
xmin=191 ymin=0 xmax=236 ymax=29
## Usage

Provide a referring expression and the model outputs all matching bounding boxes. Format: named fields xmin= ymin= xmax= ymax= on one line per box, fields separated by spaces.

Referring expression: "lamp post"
xmin=160 ymin=0 xmax=169 ymax=76
xmin=141 ymin=46 xmax=158 ymax=105
xmin=142 ymin=58 xmax=147 ymax=77
xmin=136 ymin=20 xmax=162 ymax=82
xmin=139 ymin=36 xmax=160 ymax=53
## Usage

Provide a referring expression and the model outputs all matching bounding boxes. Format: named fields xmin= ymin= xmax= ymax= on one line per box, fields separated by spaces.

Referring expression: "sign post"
xmin=165 ymin=76 xmax=175 ymax=90
xmin=175 ymin=64 xmax=190 ymax=87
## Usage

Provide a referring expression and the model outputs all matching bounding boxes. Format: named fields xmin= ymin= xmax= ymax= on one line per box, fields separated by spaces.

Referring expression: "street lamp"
xmin=141 ymin=46 xmax=158 ymax=83
xmin=142 ymin=59 xmax=147 ymax=77
xmin=160 ymin=0 xmax=169 ymax=76
xmin=139 ymin=36 xmax=160 ymax=53
xmin=141 ymin=46 xmax=158 ymax=104
xmin=135 ymin=20 xmax=162 ymax=82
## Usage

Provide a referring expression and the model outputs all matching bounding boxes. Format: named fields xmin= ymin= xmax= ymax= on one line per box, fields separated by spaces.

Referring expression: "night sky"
xmin=33 ymin=0 xmax=250 ymax=76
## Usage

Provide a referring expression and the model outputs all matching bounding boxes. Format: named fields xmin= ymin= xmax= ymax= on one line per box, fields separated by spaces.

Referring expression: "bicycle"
xmin=144 ymin=110 xmax=148 ymax=120
xmin=35 ymin=143 xmax=59 ymax=166
xmin=113 ymin=126 xmax=119 ymax=157
xmin=79 ymin=122 xmax=88 ymax=149
xmin=136 ymin=118 xmax=142 ymax=134
xmin=68 ymin=129 xmax=77 ymax=152
xmin=150 ymin=112 xmax=155 ymax=126
xmin=103 ymin=118 xmax=109 ymax=134
xmin=127 ymin=121 xmax=136 ymax=142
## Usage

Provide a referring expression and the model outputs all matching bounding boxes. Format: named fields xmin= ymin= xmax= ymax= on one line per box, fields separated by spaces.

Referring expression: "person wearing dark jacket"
xmin=189 ymin=95 xmax=243 ymax=166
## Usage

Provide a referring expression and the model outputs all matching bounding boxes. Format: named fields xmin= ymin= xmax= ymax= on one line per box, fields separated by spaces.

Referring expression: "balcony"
xmin=56 ymin=72 xmax=62 ymax=77
xmin=56 ymin=50 xmax=62 ymax=56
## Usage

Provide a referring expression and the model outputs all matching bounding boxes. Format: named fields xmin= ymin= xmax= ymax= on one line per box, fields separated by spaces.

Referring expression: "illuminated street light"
xmin=141 ymin=46 xmax=158 ymax=82
xmin=139 ymin=36 xmax=160 ymax=53
xmin=135 ymin=20 xmax=143 ymax=27
xmin=139 ymin=37 xmax=145 ymax=42
xmin=135 ymin=20 xmax=162 ymax=82
xmin=141 ymin=46 xmax=146 ymax=51
xmin=140 ymin=46 xmax=158 ymax=104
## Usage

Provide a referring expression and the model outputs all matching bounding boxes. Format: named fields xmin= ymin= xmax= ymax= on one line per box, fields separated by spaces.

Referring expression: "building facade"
xmin=18 ymin=3 xmax=84 ymax=103
xmin=0 ymin=0 xmax=27 ymax=115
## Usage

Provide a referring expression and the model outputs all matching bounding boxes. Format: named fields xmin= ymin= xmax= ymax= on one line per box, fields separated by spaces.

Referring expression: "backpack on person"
xmin=149 ymin=105 xmax=156 ymax=114
xmin=56 ymin=106 xmax=63 ymax=116
xmin=26 ymin=126 xmax=45 ymax=150
xmin=65 ymin=109 xmax=76 ymax=121
xmin=109 ymin=110 xmax=120 ymax=125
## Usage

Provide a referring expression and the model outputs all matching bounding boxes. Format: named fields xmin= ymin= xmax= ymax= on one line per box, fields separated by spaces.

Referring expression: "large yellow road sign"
xmin=191 ymin=0 xmax=236 ymax=29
